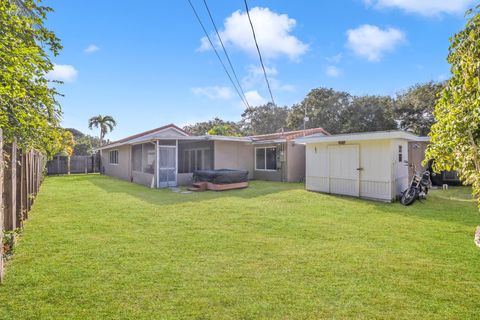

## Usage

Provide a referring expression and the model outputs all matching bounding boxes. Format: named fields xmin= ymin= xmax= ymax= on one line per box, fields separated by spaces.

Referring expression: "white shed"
xmin=295 ymin=131 xmax=425 ymax=202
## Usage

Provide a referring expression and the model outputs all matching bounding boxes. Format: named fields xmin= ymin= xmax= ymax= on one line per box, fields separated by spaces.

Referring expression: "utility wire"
xmin=202 ymin=0 xmax=250 ymax=108
xmin=186 ymin=0 xmax=250 ymax=109
xmin=243 ymin=0 xmax=276 ymax=106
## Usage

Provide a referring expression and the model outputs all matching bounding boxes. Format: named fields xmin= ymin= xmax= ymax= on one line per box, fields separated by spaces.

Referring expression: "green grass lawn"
xmin=1 ymin=175 xmax=479 ymax=319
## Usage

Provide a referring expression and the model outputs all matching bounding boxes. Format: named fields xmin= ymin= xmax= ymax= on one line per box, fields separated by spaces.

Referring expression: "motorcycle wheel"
xmin=401 ymin=187 xmax=418 ymax=206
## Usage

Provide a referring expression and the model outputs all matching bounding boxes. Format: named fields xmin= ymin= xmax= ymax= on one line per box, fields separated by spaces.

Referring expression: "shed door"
xmin=328 ymin=145 xmax=360 ymax=197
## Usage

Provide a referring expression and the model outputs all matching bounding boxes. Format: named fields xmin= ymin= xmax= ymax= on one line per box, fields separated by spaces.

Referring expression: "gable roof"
xmin=251 ymin=127 xmax=329 ymax=142
xmin=98 ymin=124 xmax=189 ymax=150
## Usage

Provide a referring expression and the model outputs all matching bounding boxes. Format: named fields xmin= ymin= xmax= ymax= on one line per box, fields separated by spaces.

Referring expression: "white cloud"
xmin=191 ymin=86 xmax=235 ymax=100
xmin=46 ymin=64 xmax=78 ymax=82
xmin=244 ymin=90 xmax=267 ymax=106
xmin=326 ymin=53 xmax=343 ymax=64
xmin=346 ymin=24 xmax=405 ymax=61
xmin=326 ymin=65 xmax=341 ymax=77
xmin=364 ymin=0 xmax=475 ymax=16
xmin=84 ymin=44 xmax=100 ymax=54
xmin=242 ymin=64 xmax=295 ymax=93
xmin=199 ymin=7 xmax=308 ymax=61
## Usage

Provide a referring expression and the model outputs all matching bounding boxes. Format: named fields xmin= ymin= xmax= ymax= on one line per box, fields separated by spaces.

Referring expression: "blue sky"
xmin=44 ymin=0 xmax=474 ymax=140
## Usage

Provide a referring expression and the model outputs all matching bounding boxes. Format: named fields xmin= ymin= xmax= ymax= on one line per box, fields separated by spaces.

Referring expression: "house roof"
xmin=251 ymin=127 xmax=329 ymax=142
xmin=98 ymin=124 xmax=189 ymax=150
xmin=98 ymin=124 xmax=328 ymax=150
xmin=295 ymin=130 xmax=424 ymax=144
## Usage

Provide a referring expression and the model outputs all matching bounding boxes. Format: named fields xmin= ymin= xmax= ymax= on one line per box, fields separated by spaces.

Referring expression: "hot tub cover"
xmin=193 ymin=169 xmax=249 ymax=184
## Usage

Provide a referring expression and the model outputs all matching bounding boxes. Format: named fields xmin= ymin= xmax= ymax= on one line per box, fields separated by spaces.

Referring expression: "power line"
xmin=186 ymin=0 xmax=250 ymax=109
xmin=243 ymin=0 xmax=276 ymax=106
xmin=202 ymin=0 xmax=250 ymax=108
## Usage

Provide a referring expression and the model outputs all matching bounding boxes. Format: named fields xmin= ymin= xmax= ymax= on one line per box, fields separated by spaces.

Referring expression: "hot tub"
xmin=193 ymin=169 xmax=249 ymax=184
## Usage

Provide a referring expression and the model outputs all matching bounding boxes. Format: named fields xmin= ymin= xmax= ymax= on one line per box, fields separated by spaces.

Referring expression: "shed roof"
xmin=295 ymin=130 xmax=425 ymax=144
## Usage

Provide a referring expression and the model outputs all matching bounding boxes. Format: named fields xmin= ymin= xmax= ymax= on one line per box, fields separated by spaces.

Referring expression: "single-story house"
xmin=98 ymin=124 xmax=328 ymax=188
xmin=295 ymin=131 xmax=428 ymax=202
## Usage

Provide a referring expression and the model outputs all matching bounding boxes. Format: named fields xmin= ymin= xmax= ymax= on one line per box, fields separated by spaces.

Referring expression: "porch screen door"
xmin=158 ymin=146 xmax=176 ymax=187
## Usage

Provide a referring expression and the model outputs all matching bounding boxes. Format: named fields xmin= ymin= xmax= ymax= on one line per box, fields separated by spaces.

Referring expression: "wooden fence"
xmin=0 ymin=129 xmax=44 ymax=283
xmin=46 ymin=155 xmax=100 ymax=175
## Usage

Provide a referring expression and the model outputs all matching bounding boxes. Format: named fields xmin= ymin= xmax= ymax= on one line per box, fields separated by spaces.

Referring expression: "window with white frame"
xmin=109 ymin=150 xmax=119 ymax=164
xmin=398 ymin=145 xmax=403 ymax=162
xmin=255 ymin=147 xmax=277 ymax=171
xmin=182 ymin=148 xmax=211 ymax=173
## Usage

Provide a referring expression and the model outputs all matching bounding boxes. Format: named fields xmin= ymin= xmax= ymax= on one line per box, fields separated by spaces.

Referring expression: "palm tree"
xmin=88 ymin=115 xmax=117 ymax=146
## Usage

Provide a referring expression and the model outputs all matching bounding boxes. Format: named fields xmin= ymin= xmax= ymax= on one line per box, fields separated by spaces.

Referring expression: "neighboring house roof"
xmin=251 ymin=128 xmax=329 ymax=142
xmin=295 ymin=130 xmax=424 ymax=144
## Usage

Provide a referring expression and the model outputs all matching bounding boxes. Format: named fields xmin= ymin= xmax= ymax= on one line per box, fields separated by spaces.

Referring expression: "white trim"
xmin=157 ymin=144 xmax=177 ymax=187
xmin=175 ymin=140 xmax=178 ymax=186
xmin=108 ymin=149 xmax=119 ymax=165
xmin=156 ymin=140 xmax=159 ymax=188
xmin=254 ymin=146 xmax=277 ymax=171
xmin=295 ymin=131 xmax=422 ymax=144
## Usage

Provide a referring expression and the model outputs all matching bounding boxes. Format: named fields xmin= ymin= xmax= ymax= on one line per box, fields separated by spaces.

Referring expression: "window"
xmin=255 ymin=147 xmax=277 ymax=171
xmin=109 ymin=150 xmax=118 ymax=164
xmin=132 ymin=144 xmax=142 ymax=171
xmin=182 ymin=148 xmax=211 ymax=173
xmin=398 ymin=145 xmax=403 ymax=162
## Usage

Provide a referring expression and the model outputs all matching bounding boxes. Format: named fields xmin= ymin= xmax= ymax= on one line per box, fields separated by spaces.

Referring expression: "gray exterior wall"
xmin=101 ymin=145 xmax=131 ymax=182
xmin=253 ymin=143 xmax=284 ymax=182
xmin=214 ymin=141 xmax=254 ymax=179
xmin=286 ymin=142 xmax=305 ymax=182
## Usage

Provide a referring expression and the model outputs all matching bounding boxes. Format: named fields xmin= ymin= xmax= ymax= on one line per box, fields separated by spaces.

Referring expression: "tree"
xmin=0 ymin=0 xmax=65 ymax=157
xmin=88 ymin=115 xmax=117 ymax=146
xmin=64 ymin=128 xmax=101 ymax=156
xmin=395 ymin=82 xmax=445 ymax=136
xmin=342 ymin=95 xmax=397 ymax=133
xmin=207 ymin=124 xmax=241 ymax=136
xmin=240 ymin=103 xmax=290 ymax=135
xmin=287 ymin=88 xmax=351 ymax=134
xmin=183 ymin=118 xmax=242 ymax=136
xmin=425 ymin=5 xmax=480 ymax=205
xmin=60 ymin=131 xmax=75 ymax=174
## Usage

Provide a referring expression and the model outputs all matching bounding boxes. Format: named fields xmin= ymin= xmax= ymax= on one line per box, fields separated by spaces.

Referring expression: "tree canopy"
xmin=0 ymin=0 xmax=65 ymax=157
xmin=88 ymin=115 xmax=117 ymax=146
xmin=426 ymin=5 xmax=480 ymax=205
xmin=395 ymin=82 xmax=444 ymax=136
xmin=183 ymin=118 xmax=242 ymax=136
xmin=240 ymin=103 xmax=290 ymax=135
xmin=287 ymin=88 xmax=351 ymax=134
xmin=342 ymin=95 xmax=397 ymax=133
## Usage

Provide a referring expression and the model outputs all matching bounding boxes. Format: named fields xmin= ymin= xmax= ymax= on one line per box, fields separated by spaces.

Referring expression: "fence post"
xmin=27 ymin=151 xmax=33 ymax=211
xmin=21 ymin=151 xmax=28 ymax=221
xmin=0 ymin=129 xmax=4 ymax=283
xmin=3 ymin=138 xmax=17 ymax=231
xmin=16 ymin=149 xmax=24 ymax=228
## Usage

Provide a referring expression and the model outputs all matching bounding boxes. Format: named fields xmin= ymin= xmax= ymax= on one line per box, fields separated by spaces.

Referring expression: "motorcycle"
xmin=400 ymin=164 xmax=432 ymax=206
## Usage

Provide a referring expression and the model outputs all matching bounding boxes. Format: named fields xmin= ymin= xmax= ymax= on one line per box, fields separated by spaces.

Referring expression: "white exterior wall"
xmin=305 ymin=139 xmax=405 ymax=201
xmin=391 ymin=139 xmax=409 ymax=198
